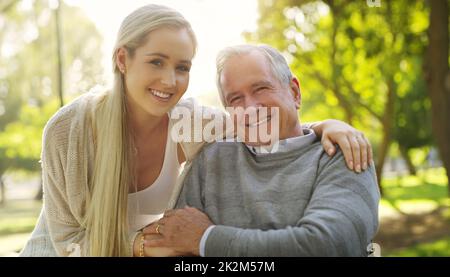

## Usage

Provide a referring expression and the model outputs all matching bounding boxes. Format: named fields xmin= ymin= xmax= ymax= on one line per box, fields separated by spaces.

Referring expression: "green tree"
xmin=393 ymin=58 xmax=432 ymax=175
xmin=0 ymin=0 xmax=104 ymax=202
xmin=0 ymin=0 xmax=104 ymax=128
xmin=424 ymin=0 xmax=450 ymax=193
xmin=0 ymin=101 xmax=57 ymax=204
xmin=247 ymin=0 xmax=431 ymax=192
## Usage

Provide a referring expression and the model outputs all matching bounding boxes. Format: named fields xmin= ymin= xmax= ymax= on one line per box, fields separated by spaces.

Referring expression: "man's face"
xmin=220 ymin=51 xmax=301 ymax=145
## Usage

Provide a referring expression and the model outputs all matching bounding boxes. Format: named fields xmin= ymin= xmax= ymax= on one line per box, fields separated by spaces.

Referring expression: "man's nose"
xmin=160 ymin=69 xmax=176 ymax=88
xmin=243 ymin=97 xmax=261 ymax=109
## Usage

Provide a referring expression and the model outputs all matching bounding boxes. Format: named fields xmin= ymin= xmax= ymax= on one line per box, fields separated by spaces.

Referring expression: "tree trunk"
xmin=34 ymin=176 xmax=43 ymax=200
xmin=0 ymin=0 xmax=20 ymax=13
xmin=375 ymin=78 xmax=396 ymax=195
xmin=54 ymin=0 xmax=64 ymax=108
xmin=399 ymin=146 xmax=417 ymax=176
xmin=376 ymin=135 xmax=389 ymax=195
xmin=425 ymin=0 xmax=450 ymax=193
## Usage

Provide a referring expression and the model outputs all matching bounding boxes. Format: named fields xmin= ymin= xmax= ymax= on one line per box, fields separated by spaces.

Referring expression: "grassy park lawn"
xmin=376 ymin=167 xmax=450 ymax=256
xmin=386 ymin=236 xmax=450 ymax=257
xmin=0 ymin=200 xmax=42 ymax=256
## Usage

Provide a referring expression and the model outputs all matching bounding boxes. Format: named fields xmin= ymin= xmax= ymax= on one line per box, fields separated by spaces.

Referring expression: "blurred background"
xmin=0 ymin=0 xmax=449 ymax=257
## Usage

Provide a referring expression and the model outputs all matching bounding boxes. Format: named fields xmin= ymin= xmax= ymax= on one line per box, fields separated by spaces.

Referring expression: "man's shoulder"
xmin=316 ymin=145 xmax=379 ymax=194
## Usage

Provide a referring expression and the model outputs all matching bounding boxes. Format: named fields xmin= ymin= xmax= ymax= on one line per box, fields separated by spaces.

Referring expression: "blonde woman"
xmin=20 ymin=4 xmax=372 ymax=257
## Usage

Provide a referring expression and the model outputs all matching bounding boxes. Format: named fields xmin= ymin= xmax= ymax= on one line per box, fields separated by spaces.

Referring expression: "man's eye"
xmin=230 ymin=96 xmax=241 ymax=103
xmin=255 ymin=87 xmax=268 ymax=93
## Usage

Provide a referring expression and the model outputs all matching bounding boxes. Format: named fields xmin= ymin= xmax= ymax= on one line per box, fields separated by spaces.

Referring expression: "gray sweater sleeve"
xmin=204 ymin=152 xmax=380 ymax=257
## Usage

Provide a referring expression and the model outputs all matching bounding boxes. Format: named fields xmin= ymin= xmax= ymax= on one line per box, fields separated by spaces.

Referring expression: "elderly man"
xmin=143 ymin=45 xmax=380 ymax=257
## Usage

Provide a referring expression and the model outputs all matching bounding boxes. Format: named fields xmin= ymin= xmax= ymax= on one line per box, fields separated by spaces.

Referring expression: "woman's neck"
xmin=127 ymin=106 xmax=168 ymax=141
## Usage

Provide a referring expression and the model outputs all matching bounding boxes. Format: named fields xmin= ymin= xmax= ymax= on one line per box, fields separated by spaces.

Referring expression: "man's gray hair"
xmin=216 ymin=44 xmax=293 ymax=106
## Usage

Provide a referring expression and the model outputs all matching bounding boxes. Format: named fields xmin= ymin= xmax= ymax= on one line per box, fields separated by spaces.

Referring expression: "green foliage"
xmin=0 ymin=100 xmax=59 ymax=173
xmin=0 ymin=0 xmax=104 ymax=174
xmin=393 ymin=58 xmax=433 ymax=150
xmin=249 ymin=0 xmax=431 ymax=156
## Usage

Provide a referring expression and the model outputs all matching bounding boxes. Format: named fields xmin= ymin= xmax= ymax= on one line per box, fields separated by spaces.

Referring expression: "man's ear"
xmin=116 ymin=47 xmax=128 ymax=74
xmin=290 ymin=77 xmax=301 ymax=109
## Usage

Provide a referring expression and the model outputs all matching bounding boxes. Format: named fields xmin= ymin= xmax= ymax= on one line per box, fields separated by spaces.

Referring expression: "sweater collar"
xmin=246 ymin=128 xmax=317 ymax=155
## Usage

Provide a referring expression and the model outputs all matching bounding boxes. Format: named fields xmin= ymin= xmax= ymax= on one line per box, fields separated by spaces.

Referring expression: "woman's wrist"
xmin=305 ymin=121 xmax=322 ymax=136
xmin=133 ymin=232 xmax=145 ymax=257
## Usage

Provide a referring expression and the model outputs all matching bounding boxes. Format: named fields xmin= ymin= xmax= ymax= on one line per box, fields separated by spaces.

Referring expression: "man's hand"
xmin=310 ymin=119 xmax=373 ymax=173
xmin=142 ymin=206 xmax=214 ymax=256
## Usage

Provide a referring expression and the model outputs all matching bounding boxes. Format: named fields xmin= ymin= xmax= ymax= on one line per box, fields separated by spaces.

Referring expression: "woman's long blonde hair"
xmin=84 ymin=4 xmax=197 ymax=256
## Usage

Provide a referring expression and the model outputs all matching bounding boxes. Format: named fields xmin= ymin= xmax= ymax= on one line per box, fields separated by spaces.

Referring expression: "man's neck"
xmin=244 ymin=122 xmax=306 ymax=152
xmin=279 ymin=122 xmax=303 ymax=141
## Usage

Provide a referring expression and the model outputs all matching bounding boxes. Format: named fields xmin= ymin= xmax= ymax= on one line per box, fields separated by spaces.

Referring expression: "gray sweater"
xmin=176 ymin=133 xmax=380 ymax=257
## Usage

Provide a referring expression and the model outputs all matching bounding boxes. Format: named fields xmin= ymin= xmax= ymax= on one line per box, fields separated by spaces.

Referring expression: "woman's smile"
xmin=148 ymin=88 xmax=173 ymax=102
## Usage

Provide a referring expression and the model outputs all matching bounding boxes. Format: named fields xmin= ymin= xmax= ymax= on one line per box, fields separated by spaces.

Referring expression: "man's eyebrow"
xmin=145 ymin=52 xmax=192 ymax=65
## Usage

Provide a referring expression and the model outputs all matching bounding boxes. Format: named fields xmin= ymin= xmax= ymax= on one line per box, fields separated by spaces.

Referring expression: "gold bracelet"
xmin=139 ymin=232 xmax=145 ymax=257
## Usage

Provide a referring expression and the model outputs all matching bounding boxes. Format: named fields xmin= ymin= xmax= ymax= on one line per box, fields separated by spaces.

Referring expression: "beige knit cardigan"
xmin=19 ymin=92 xmax=222 ymax=256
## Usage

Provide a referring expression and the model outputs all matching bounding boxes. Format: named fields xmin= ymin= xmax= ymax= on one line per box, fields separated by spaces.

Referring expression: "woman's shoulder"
xmin=170 ymin=97 xmax=230 ymax=161
xmin=43 ymin=92 xmax=103 ymax=145
xmin=173 ymin=97 xmax=225 ymax=115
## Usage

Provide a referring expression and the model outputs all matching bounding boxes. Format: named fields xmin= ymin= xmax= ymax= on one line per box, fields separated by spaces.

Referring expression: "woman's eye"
xmin=177 ymin=65 xmax=191 ymax=72
xmin=149 ymin=59 xmax=163 ymax=66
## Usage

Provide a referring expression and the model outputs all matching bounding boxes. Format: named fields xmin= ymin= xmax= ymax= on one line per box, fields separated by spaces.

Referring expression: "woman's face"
xmin=118 ymin=27 xmax=195 ymax=117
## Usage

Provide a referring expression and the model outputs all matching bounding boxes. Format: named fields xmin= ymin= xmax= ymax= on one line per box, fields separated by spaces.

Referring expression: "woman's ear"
xmin=116 ymin=47 xmax=127 ymax=74
xmin=290 ymin=77 xmax=301 ymax=109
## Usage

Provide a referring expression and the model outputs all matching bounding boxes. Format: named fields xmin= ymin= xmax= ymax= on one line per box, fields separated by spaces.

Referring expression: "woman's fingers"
xmin=321 ymin=135 xmax=336 ymax=156
xmin=142 ymin=218 xmax=166 ymax=235
xmin=355 ymin=133 xmax=368 ymax=170
xmin=335 ymin=135 xmax=354 ymax=170
xmin=365 ymin=135 xmax=374 ymax=166
xmin=163 ymin=209 xmax=176 ymax=217
xmin=348 ymin=135 xmax=361 ymax=173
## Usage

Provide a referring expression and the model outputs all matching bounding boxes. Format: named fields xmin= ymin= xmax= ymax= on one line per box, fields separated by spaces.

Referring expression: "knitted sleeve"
xmin=173 ymin=98 xmax=233 ymax=161
xmin=41 ymin=106 xmax=91 ymax=256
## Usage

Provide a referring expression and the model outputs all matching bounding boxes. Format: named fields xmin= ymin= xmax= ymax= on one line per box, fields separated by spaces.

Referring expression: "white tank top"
xmin=127 ymin=118 xmax=181 ymax=232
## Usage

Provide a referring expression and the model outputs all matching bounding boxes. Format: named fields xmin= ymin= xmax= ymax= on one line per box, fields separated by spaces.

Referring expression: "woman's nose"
xmin=160 ymin=69 xmax=176 ymax=87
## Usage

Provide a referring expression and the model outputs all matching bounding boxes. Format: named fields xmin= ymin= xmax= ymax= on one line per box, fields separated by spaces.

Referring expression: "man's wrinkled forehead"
xmin=221 ymin=52 xmax=276 ymax=88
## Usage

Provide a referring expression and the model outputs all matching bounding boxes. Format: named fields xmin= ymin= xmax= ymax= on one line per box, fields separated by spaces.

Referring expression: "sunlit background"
xmin=0 ymin=0 xmax=449 ymax=257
